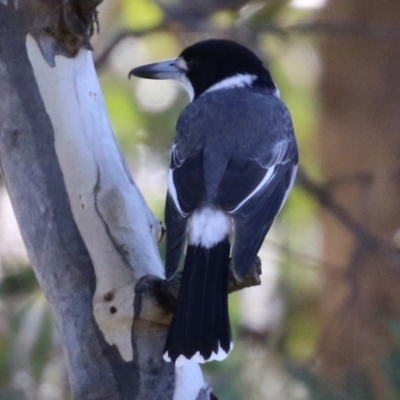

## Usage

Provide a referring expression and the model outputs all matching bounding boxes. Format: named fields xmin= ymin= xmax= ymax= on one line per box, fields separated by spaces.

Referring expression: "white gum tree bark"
xmin=0 ymin=1 xmax=213 ymax=398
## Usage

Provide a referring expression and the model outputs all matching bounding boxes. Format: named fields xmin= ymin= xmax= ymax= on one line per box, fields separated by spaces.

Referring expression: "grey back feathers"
xmin=167 ymin=86 xmax=298 ymax=279
xmin=174 ymin=87 xmax=297 ymax=205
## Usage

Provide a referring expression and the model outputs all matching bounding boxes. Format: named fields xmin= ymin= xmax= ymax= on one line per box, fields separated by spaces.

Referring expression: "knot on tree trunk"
xmin=22 ymin=0 xmax=102 ymax=66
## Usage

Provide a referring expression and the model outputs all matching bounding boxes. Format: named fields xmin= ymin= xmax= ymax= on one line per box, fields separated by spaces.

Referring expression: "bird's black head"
xmin=180 ymin=39 xmax=275 ymax=98
xmin=129 ymin=39 xmax=276 ymax=100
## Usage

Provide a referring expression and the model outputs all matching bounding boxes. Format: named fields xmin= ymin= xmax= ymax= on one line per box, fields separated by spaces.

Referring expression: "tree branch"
xmin=297 ymin=168 xmax=400 ymax=273
xmin=297 ymin=168 xmax=380 ymax=247
xmin=143 ymin=258 xmax=262 ymax=319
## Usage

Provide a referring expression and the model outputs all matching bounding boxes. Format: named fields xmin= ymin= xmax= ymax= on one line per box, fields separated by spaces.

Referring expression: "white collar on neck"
xmin=177 ymin=73 xmax=280 ymax=102
xmin=205 ymin=74 xmax=257 ymax=95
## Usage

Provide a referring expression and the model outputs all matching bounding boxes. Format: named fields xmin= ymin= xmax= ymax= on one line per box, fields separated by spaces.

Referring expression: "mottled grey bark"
xmin=0 ymin=1 xmax=178 ymax=399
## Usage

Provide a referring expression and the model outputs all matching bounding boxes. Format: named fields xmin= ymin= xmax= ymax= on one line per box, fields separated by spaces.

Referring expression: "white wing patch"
xmin=229 ymin=140 xmax=295 ymax=213
xmin=270 ymin=140 xmax=289 ymax=164
xmin=168 ymin=168 xmax=188 ymax=218
xmin=230 ymin=167 xmax=276 ymax=213
xmin=278 ymin=163 xmax=298 ymax=213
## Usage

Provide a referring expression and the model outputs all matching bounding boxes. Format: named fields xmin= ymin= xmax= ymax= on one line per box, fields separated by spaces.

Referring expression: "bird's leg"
xmin=228 ymin=256 xmax=262 ymax=293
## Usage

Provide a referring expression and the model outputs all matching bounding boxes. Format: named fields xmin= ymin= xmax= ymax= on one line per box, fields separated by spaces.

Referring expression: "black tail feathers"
xmin=164 ymin=240 xmax=232 ymax=365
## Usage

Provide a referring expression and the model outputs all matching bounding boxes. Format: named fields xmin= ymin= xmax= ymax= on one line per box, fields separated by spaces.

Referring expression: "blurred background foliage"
xmin=1 ymin=0 xmax=400 ymax=399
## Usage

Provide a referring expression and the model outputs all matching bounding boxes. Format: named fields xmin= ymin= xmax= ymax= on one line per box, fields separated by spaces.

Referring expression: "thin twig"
xmin=297 ymin=168 xmax=379 ymax=247
xmin=298 ymin=168 xmax=400 ymax=268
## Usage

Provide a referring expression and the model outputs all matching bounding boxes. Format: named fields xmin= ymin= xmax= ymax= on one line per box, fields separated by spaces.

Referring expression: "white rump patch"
xmin=205 ymin=74 xmax=257 ymax=95
xmin=188 ymin=208 xmax=232 ymax=248
xmin=164 ymin=342 xmax=233 ymax=366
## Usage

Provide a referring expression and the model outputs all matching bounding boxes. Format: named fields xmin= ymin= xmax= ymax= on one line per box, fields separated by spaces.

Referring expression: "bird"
xmin=129 ymin=39 xmax=298 ymax=366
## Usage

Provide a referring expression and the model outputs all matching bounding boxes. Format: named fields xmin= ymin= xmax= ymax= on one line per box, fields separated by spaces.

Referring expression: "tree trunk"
xmin=0 ymin=1 xmax=212 ymax=398
xmin=316 ymin=0 xmax=400 ymax=397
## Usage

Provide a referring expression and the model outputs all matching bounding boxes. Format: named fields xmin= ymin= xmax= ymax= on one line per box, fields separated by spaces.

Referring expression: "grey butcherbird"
xmin=129 ymin=39 xmax=298 ymax=366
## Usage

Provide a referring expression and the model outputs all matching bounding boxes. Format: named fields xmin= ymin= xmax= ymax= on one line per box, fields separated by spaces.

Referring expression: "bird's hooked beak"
xmin=128 ymin=57 xmax=187 ymax=80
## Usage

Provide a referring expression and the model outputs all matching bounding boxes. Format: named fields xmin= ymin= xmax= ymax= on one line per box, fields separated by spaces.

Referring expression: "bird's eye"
xmin=187 ymin=59 xmax=197 ymax=69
